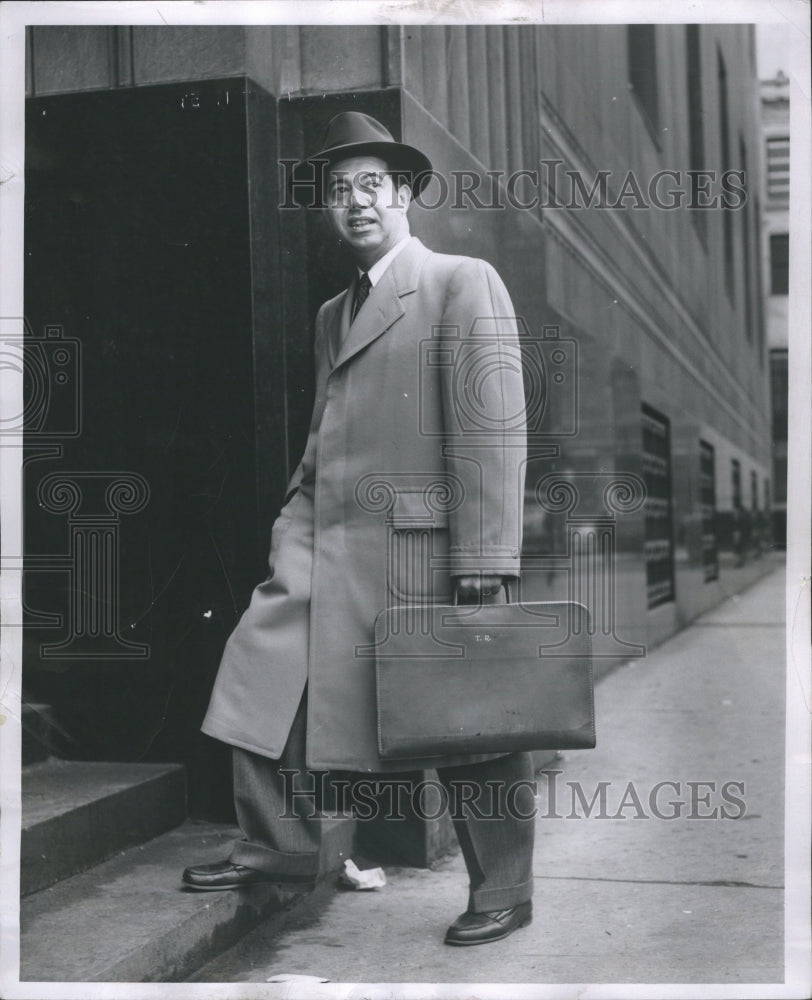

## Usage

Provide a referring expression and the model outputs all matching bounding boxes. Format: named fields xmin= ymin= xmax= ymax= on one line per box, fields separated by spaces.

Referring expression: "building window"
xmin=628 ymin=26 xmax=659 ymax=137
xmin=770 ymin=233 xmax=789 ymax=295
xmin=770 ymin=347 xmax=789 ymax=442
xmin=731 ymin=458 xmax=742 ymax=509
xmin=686 ymin=27 xmax=705 ymax=171
xmin=754 ymin=196 xmax=766 ymax=366
xmin=718 ymin=48 xmax=734 ymax=299
xmin=750 ymin=469 xmax=758 ymax=511
xmin=766 ymin=135 xmax=790 ymax=201
xmin=770 ymin=348 xmax=788 ymax=506
xmin=642 ymin=404 xmax=675 ymax=609
xmin=685 ymin=26 xmax=706 ymax=240
xmin=699 ymin=440 xmax=719 ymax=583
xmin=739 ymin=135 xmax=753 ymax=342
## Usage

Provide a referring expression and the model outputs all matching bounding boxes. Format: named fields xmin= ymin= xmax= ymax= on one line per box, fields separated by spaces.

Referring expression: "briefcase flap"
xmin=374 ymin=600 xmax=595 ymax=760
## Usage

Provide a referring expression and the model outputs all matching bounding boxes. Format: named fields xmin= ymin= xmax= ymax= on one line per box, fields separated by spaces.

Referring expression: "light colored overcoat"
xmin=202 ymin=237 xmax=526 ymax=771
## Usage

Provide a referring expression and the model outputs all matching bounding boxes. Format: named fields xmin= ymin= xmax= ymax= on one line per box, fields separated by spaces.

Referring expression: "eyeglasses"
xmin=326 ymin=171 xmax=390 ymax=208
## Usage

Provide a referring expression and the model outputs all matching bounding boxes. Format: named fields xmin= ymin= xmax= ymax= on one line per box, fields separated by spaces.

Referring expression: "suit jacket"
xmin=203 ymin=236 xmax=527 ymax=770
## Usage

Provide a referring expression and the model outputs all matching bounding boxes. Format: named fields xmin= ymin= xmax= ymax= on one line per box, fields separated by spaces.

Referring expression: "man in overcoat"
xmin=183 ymin=112 xmax=536 ymax=946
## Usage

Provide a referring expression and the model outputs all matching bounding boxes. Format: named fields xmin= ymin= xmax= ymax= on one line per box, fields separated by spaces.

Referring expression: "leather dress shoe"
xmin=182 ymin=860 xmax=275 ymax=891
xmin=444 ymin=900 xmax=532 ymax=946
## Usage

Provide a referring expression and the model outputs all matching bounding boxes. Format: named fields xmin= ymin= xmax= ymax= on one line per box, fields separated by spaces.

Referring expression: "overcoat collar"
xmin=329 ymin=236 xmax=431 ymax=373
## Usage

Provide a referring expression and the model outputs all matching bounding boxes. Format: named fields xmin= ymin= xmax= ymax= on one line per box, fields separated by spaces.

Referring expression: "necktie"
xmin=352 ymin=272 xmax=371 ymax=322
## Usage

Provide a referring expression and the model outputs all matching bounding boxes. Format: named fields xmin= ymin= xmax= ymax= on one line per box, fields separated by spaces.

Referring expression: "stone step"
xmin=20 ymin=817 xmax=354 ymax=983
xmin=21 ymin=759 xmax=187 ymax=895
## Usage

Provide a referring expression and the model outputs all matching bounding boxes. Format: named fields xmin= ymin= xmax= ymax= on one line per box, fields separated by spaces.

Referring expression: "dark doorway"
xmin=23 ymin=78 xmax=289 ymax=817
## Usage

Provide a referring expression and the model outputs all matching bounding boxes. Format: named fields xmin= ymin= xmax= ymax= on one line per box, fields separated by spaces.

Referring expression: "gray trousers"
xmin=229 ymin=690 xmax=536 ymax=913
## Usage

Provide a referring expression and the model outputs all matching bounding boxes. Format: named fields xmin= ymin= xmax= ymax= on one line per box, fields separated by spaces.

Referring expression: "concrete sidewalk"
xmin=191 ymin=561 xmax=786 ymax=988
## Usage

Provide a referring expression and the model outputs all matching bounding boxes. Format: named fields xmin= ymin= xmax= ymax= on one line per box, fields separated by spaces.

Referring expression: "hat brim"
xmin=290 ymin=140 xmax=433 ymax=207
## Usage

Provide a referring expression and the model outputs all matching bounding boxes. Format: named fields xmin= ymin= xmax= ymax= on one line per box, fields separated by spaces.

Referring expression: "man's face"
xmin=324 ymin=155 xmax=411 ymax=268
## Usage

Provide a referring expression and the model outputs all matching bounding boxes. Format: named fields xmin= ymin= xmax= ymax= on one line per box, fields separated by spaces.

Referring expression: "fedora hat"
xmin=292 ymin=112 xmax=433 ymax=206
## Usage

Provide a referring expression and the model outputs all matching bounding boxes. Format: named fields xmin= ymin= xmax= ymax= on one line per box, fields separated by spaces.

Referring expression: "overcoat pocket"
xmin=387 ymin=490 xmax=450 ymax=602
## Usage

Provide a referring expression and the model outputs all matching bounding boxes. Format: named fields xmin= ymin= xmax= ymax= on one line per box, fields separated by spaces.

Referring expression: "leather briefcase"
xmin=374 ymin=592 xmax=595 ymax=760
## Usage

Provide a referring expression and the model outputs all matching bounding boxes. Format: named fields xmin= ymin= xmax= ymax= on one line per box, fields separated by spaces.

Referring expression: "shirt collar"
xmin=359 ymin=236 xmax=412 ymax=287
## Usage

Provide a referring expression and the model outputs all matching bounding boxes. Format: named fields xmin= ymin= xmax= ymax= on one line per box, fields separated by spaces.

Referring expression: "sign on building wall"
xmin=642 ymin=404 xmax=675 ymax=608
xmin=699 ymin=439 xmax=719 ymax=582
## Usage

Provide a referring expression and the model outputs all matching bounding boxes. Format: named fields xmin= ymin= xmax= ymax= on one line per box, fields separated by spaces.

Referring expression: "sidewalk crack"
xmin=534 ymin=874 xmax=783 ymax=890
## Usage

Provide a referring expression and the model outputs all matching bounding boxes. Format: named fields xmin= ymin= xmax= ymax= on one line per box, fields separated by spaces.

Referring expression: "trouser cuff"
xmin=229 ymin=840 xmax=319 ymax=883
xmin=468 ymin=877 xmax=534 ymax=913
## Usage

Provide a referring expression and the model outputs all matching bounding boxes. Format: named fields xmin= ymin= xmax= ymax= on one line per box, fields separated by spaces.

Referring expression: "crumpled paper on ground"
xmin=339 ymin=858 xmax=386 ymax=890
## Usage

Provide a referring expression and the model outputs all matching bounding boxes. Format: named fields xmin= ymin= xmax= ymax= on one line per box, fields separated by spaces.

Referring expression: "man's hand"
xmin=455 ymin=575 xmax=505 ymax=603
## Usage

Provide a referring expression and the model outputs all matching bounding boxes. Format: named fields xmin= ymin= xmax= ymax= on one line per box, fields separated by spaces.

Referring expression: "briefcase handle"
xmin=452 ymin=578 xmax=513 ymax=605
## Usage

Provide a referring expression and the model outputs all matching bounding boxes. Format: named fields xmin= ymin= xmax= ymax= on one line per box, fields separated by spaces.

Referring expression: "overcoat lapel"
xmin=327 ymin=281 xmax=353 ymax=369
xmin=331 ymin=237 xmax=430 ymax=372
